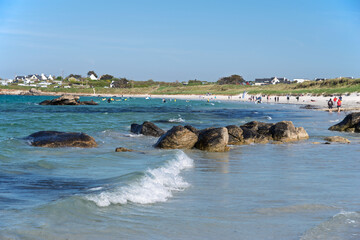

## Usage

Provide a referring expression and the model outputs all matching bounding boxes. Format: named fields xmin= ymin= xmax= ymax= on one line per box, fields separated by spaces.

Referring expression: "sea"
xmin=0 ymin=95 xmax=360 ymax=240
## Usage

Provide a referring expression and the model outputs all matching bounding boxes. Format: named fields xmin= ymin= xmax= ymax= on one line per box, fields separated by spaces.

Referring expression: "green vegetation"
xmin=2 ymin=77 xmax=359 ymax=96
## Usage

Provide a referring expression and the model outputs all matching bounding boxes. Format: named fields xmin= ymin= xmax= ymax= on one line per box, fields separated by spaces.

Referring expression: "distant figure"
xmin=107 ymin=98 xmax=111 ymax=103
xmin=333 ymin=96 xmax=338 ymax=103
xmin=296 ymin=95 xmax=299 ymax=102
xmin=286 ymin=95 xmax=290 ymax=102
xmin=337 ymin=99 xmax=342 ymax=112
xmin=339 ymin=95 xmax=343 ymax=101
xmin=162 ymin=98 xmax=166 ymax=103
xmin=328 ymin=98 xmax=333 ymax=112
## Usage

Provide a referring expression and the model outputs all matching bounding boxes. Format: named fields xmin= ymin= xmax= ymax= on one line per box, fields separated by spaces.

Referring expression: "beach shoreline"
xmin=1 ymin=88 xmax=360 ymax=112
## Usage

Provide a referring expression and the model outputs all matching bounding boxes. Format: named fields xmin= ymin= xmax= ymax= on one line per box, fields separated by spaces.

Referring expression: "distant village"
xmin=0 ymin=72 xmax=356 ymax=88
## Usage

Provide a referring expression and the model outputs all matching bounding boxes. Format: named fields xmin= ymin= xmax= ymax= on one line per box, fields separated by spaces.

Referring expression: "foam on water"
xmin=301 ymin=211 xmax=360 ymax=240
xmin=85 ymin=151 xmax=194 ymax=207
xmin=168 ymin=117 xmax=185 ymax=123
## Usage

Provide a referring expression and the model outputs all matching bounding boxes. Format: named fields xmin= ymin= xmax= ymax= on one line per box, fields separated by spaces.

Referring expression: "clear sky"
xmin=0 ymin=0 xmax=359 ymax=82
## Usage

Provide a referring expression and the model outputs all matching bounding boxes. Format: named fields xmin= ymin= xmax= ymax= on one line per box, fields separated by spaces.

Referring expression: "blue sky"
xmin=0 ymin=0 xmax=359 ymax=81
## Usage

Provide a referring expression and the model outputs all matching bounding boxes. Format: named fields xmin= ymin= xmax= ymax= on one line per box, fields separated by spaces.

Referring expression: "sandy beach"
xmin=1 ymin=88 xmax=360 ymax=112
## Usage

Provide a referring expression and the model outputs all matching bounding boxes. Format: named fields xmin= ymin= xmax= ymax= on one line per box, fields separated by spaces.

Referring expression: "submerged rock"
xmin=155 ymin=125 xmax=198 ymax=149
xmin=27 ymin=131 xmax=97 ymax=148
xmin=195 ymin=127 xmax=229 ymax=152
xmin=39 ymin=95 xmax=98 ymax=105
xmin=130 ymin=121 xmax=165 ymax=137
xmin=324 ymin=136 xmax=350 ymax=144
xmin=329 ymin=112 xmax=360 ymax=132
xmin=115 ymin=147 xmax=134 ymax=152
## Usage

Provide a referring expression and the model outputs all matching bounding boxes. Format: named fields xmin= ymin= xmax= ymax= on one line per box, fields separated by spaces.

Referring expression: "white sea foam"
xmin=86 ymin=151 xmax=194 ymax=207
xmin=168 ymin=117 xmax=185 ymax=123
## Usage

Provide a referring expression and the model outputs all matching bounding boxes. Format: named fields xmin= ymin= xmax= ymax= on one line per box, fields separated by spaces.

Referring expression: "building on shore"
xmin=254 ymin=77 xmax=290 ymax=86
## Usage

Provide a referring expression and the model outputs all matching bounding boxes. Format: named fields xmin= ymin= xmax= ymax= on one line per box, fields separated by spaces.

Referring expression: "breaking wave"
xmin=85 ymin=151 xmax=194 ymax=207
xmin=168 ymin=117 xmax=185 ymax=123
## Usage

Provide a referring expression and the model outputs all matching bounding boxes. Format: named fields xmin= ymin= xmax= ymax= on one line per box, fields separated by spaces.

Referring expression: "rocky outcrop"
xmin=329 ymin=112 xmax=360 ymax=132
xmin=270 ymin=121 xmax=309 ymax=142
xmin=240 ymin=121 xmax=274 ymax=144
xmin=226 ymin=125 xmax=243 ymax=144
xmin=324 ymin=136 xmax=350 ymax=144
xmin=195 ymin=127 xmax=229 ymax=152
xmin=131 ymin=121 xmax=165 ymax=137
xmin=115 ymin=147 xmax=134 ymax=152
xmin=155 ymin=125 xmax=198 ymax=149
xmin=27 ymin=131 xmax=97 ymax=148
xmin=39 ymin=95 xmax=98 ymax=105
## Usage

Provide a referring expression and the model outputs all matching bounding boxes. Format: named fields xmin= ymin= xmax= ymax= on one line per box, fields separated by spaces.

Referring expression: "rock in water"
xmin=324 ymin=136 xmax=350 ymax=144
xmin=329 ymin=112 xmax=360 ymax=132
xmin=39 ymin=95 xmax=98 ymax=105
xmin=270 ymin=121 xmax=309 ymax=142
xmin=130 ymin=121 xmax=165 ymax=137
xmin=27 ymin=131 xmax=97 ymax=148
xmin=155 ymin=125 xmax=198 ymax=149
xmin=240 ymin=121 xmax=274 ymax=144
xmin=115 ymin=147 xmax=134 ymax=152
xmin=226 ymin=125 xmax=244 ymax=145
xmin=195 ymin=127 xmax=229 ymax=152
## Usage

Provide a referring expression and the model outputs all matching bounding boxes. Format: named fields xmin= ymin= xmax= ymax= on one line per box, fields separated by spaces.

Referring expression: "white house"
xmin=293 ymin=79 xmax=310 ymax=83
xmin=41 ymin=73 xmax=48 ymax=81
xmin=0 ymin=79 xmax=13 ymax=86
xmin=89 ymin=74 xmax=98 ymax=80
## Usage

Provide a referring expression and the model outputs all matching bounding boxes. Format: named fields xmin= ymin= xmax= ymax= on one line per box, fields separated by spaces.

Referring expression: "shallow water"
xmin=0 ymin=95 xmax=360 ymax=240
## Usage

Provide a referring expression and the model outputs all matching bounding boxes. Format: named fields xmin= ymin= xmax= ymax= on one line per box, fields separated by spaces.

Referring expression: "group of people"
xmin=328 ymin=96 xmax=342 ymax=112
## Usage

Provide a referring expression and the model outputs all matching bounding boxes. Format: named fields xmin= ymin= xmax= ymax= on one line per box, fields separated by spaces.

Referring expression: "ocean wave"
xmin=85 ymin=151 xmax=194 ymax=207
xmin=301 ymin=210 xmax=360 ymax=240
xmin=168 ymin=117 xmax=185 ymax=123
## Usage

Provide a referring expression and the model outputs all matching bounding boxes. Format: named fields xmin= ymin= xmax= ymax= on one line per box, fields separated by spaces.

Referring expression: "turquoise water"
xmin=1 ymin=95 xmax=360 ymax=239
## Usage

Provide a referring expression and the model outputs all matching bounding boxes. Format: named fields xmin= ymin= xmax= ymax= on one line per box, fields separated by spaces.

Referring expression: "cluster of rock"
xmin=329 ymin=112 xmax=360 ymax=133
xmin=26 ymin=131 xmax=97 ymax=148
xmin=131 ymin=121 xmax=309 ymax=152
xmin=39 ymin=95 xmax=98 ymax=105
xmin=27 ymin=112 xmax=360 ymax=150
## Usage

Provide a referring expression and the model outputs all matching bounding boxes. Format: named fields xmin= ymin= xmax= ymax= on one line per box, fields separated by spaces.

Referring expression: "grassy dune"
xmin=1 ymin=78 xmax=359 ymax=96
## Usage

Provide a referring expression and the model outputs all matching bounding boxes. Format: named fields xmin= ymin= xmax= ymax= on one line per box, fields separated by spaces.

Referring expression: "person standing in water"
xmin=328 ymin=98 xmax=334 ymax=112
xmin=337 ymin=99 xmax=342 ymax=112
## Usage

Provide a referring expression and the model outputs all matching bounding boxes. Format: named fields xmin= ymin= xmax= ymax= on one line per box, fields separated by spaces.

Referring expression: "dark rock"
xmin=300 ymin=105 xmax=319 ymax=109
xmin=226 ymin=125 xmax=244 ymax=145
xmin=130 ymin=121 xmax=165 ymax=137
xmin=155 ymin=125 xmax=198 ymax=149
xmin=195 ymin=127 xmax=229 ymax=152
xmin=270 ymin=121 xmax=309 ymax=142
xmin=79 ymin=100 xmax=98 ymax=105
xmin=27 ymin=131 xmax=97 ymax=148
xmin=115 ymin=147 xmax=134 ymax=152
xmin=329 ymin=112 xmax=360 ymax=132
xmin=240 ymin=121 xmax=273 ymax=144
xmin=130 ymin=124 xmax=142 ymax=134
xmin=39 ymin=95 xmax=98 ymax=105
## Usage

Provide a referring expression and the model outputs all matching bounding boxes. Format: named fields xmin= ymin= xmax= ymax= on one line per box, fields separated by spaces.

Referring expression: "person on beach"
xmin=296 ymin=95 xmax=299 ymax=102
xmin=286 ymin=95 xmax=290 ymax=102
xmin=337 ymin=99 xmax=342 ymax=112
xmin=328 ymin=98 xmax=333 ymax=112
xmin=333 ymin=96 xmax=337 ymax=103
